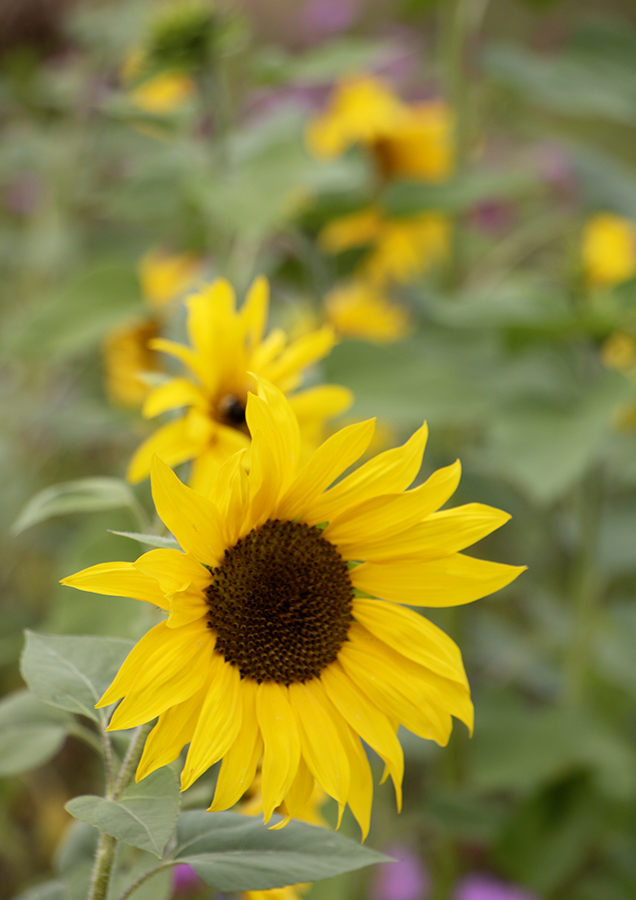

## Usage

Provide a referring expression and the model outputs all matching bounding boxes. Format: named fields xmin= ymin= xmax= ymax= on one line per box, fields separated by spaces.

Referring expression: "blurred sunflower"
xmin=103 ymin=250 xmax=201 ymax=408
xmin=582 ymin=213 xmax=636 ymax=288
xmin=122 ymin=48 xmax=195 ymax=115
xmin=324 ymin=281 xmax=412 ymax=343
xmin=62 ymin=380 xmax=524 ymax=838
xmin=307 ymin=75 xmax=453 ymax=286
xmin=126 ymin=276 xmax=352 ymax=495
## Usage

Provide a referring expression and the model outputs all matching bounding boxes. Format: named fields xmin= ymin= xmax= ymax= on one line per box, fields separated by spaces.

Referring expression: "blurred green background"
xmin=3 ymin=0 xmax=636 ymax=899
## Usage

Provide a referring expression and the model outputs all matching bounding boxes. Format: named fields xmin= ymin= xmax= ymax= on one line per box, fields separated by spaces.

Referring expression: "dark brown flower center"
xmin=205 ymin=519 xmax=354 ymax=684
xmin=216 ymin=393 xmax=247 ymax=429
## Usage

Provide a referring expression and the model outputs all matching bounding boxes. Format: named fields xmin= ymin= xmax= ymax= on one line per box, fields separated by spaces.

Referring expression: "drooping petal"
xmin=305 ymin=423 xmax=428 ymax=524
xmin=353 ymin=598 xmax=467 ymax=685
xmin=97 ymin=622 xmax=170 ymax=708
xmin=278 ymin=756 xmax=315 ymax=823
xmin=351 ymin=553 xmax=526 ymax=607
xmin=276 ymin=419 xmax=375 ymax=521
xmin=332 ymin=714 xmax=373 ymax=840
xmin=181 ymin=653 xmax=243 ymax=790
xmin=256 ymin=682 xmax=301 ymax=822
xmin=289 ymin=679 xmax=350 ymax=806
xmin=321 ymin=661 xmax=403 ymax=810
xmin=150 ymin=455 xmax=225 ymax=566
xmin=208 ymin=678 xmax=262 ymax=811
xmin=142 ymin=378 xmax=208 ymax=419
xmin=136 ymin=682 xmax=208 ymax=782
xmin=134 ymin=549 xmax=210 ymax=594
xmin=106 ymin=620 xmax=214 ymax=731
xmin=60 ymin=562 xmax=168 ymax=609
xmin=127 ymin=417 xmax=204 ymax=484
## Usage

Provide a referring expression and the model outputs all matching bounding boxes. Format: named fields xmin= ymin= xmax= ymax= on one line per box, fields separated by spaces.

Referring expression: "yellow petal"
xmin=260 ymin=327 xmax=336 ymax=387
xmin=289 ymin=679 xmax=350 ymax=806
xmin=288 ymin=384 xmax=354 ymax=424
xmin=333 ymin=714 xmax=373 ymax=840
xmin=136 ymin=682 xmax=207 ymax=782
xmin=276 ymin=419 xmax=375 ymax=521
xmin=150 ymin=455 xmax=225 ymax=566
xmin=149 ymin=337 xmax=201 ymax=380
xmin=97 ymin=622 xmax=169 ymax=708
xmin=250 ymin=327 xmax=287 ymax=372
xmin=247 ymin=378 xmax=301 ymax=488
xmin=107 ymin=619 xmax=213 ymax=731
xmin=60 ymin=562 xmax=168 ymax=609
xmin=186 ymin=280 xmax=241 ymax=394
xmin=208 ymin=678 xmax=262 ymax=811
xmin=256 ymin=682 xmax=301 ymax=822
xmin=353 ymin=598 xmax=466 ymax=685
xmin=181 ymin=653 xmax=243 ymax=790
xmin=209 ymin=449 xmax=249 ymax=546
xmin=305 ymin=423 xmax=428 ymax=524
xmin=127 ymin=417 xmax=204 ymax=484
xmin=241 ymin=276 xmax=269 ymax=350
xmin=134 ymin=549 xmax=210 ymax=594
xmin=188 ymin=426 xmax=251 ymax=497
xmin=351 ymin=553 xmax=526 ymax=607
xmin=321 ymin=661 xmax=403 ymax=811
xmin=142 ymin=378 xmax=207 ymax=419
xmin=280 ymin=756 xmax=314 ymax=821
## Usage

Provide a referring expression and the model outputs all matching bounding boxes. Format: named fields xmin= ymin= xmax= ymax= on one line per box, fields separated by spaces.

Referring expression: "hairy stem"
xmin=114 ymin=862 xmax=177 ymax=900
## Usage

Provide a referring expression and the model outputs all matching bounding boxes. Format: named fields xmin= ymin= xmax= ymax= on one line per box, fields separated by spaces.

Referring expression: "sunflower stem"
xmin=87 ymin=723 xmax=155 ymax=900
xmin=113 ymin=862 xmax=177 ymax=900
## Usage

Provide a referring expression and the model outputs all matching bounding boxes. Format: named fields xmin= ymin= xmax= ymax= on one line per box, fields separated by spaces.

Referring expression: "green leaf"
xmin=173 ymin=811 xmax=388 ymax=891
xmin=253 ymin=38 xmax=389 ymax=85
xmin=382 ymin=171 xmax=537 ymax=217
xmin=65 ymin=768 xmax=180 ymax=858
xmin=0 ymin=689 xmax=72 ymax=776
xmin=10 ymin=882 xmax=66 ymax=900
xmin=20 ymin=632 xmax=134 ymax=724
xmin=12 ymin=478 xmax=140 ymax=535
xmin=109 ymin=531 xmax=180 ymax=549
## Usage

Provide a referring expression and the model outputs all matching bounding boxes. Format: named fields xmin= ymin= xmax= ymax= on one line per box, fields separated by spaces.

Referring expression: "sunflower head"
xmin=102 ymin=317 xmax=162 ymax=407
xmin=127 ymin=276 xmax=352 ymax=495
xmin=324 ymin=280 xmax=412 ymax=343
xmin=63 ymin=380 xmax=525 ymax=838
xmin=582 ymin=213 xmax=636 ymax=288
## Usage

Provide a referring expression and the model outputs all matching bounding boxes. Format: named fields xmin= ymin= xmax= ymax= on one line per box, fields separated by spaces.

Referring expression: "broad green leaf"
xmin=173 ymin=811 xmax=388 ymax=891
xmin=65 ymin=767 xmax=180 ymax=857
xmin=253 ymin=38 xmax=389 ymax=85
xmin=12 ymin=478 xmax=140 ymax=535
xmin=382 ymin=171 xmax=537 ymax=217
xmin=109 ymin=531 xmax=180 ymax=549
xmin=21 ymin=632 xmax=134 ymax=724
xmin=0 ymin=689 xmax=71 ymax=776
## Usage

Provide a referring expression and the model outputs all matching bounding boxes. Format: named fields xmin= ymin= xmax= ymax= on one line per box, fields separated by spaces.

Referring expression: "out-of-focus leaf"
xmin=382 ymin=171 xmax=538 ymax=217
xmin=0 ymin=689 xmax=71 ymax=776
xmin=8 ymin=260 xmax=142 ymax=359
xmin=173 ymin=811 xmax=388 ymax=890
xmin=12 ymin=478 xmax=140 ymax=535
xmin=253 ymin=38 xmax=390 ymax=85
xmin=109 ymin=531 xmax=180 ymax=549
xmin=66 ymin=768 xmax=180 ymax=857
xmin=571 ymin=146 xmax=636 ymax=220
xmin=10 ymin=882 xmax=66 ymax=900
xmin=20 ymin=632 xmax=133 ymax=724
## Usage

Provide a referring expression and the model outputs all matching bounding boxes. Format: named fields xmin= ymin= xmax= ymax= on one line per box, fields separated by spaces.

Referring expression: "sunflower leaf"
xmin=173 ymin=811 xmax=389 ymax=890
xmin=109 ymin=531 xmax=180 ymax=549
xmin=12 ymin=478 xmax=139 ymax=535
xmin=0 ymin=690 xmax=71 ymax=776
xmin=20 ymin=632 xmax=134 ymax=725
xmin=65 ymin=767 xmax=180 ymax=858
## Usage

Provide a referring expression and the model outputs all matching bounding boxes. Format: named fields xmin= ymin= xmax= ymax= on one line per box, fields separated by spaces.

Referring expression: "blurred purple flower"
xmin=5 ymin=172 xmax=43 ymax=216
xmin=172 ymin=863 xmax=203 ymax=895
xmin=470 ymin=199 xmax=516 ymax=234
xmin=369 ymin=843 xmax=430 ymax=900
xmin=300 ymin=0 xmax=357 ymax=37
xmin=455 ymin=873 xmax=540 ymax=900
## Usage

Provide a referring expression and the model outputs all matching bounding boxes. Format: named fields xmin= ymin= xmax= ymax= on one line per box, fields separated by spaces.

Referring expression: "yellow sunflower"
xmin=62 ymin=380 xmax=525 ymax=838
xmin=126 ymin=276 xmax=352 ymax=495
xmin=307 ymin=76 xmax=453 ymax=286
xmin=324 ymin=281 xmax=412 ymax=343
xmin=582 ymin=213 xmax=636 ymax=288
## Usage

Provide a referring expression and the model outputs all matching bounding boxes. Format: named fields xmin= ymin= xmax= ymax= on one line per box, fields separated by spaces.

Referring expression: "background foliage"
xmin=2 ymin=0 xmax=636 ymax=899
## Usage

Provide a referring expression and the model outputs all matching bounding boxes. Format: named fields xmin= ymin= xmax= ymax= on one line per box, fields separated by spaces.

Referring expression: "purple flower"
xmin=300 ymin=0 xmax=357 ymax=37
xmin=368 ymin=843 xmax=430 ymax=900
xmin=172 ymin=863 xmax=203 ymax=895
xmin=454 ymin=873 xmax=540 ymax=900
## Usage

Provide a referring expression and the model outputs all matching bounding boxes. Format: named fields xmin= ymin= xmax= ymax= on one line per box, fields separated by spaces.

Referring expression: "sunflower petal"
xmin=133 ymin=549 xmax=209 ymax=594
xmin=136 ymin=683 xmax=207 ymax=782
xmin=288 ymin=384 xmax=354 ymax=423
xmin=208 ymin=678 xmax=262 ymax=811
xmin=241 ymin=276 xmax=269 ymax=350
xmin=181 ymin=653 xmax=243 ymax=790
xmin=60 ymin=562 xmax=168 ymax=609
xmin=142 ymin=378 xmax=207 ymax=419
xmin=150 ymin=455 xmax=225 ymax=566
xmin=351 ymin=553 xmax=526 ymax=607
xmin=127 ymin=417 xmax=203 ymax=484
xmin=260 ymin=327 xmax=336 ymax=387
xmin=257 ymin=682 xmax=301 ymax=822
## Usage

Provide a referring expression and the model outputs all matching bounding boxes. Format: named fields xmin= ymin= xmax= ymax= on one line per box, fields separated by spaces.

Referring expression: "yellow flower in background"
xmin=601 ymin=332 xmax=636 ymax=373
xmin=139 ymin=249 xmax=201 ymax=309
xmin=582 ymin=213 xmax=636 ymax=288
xmin=325 ymin=281 xmax=412 ymax=343
xmin=308 ymin=75 xmax=453 ymax=286
xmin=123 ymin=49 xmax=195 ymax=114
xmin=126 ymin=276 xmax=352 ymax=494
xmin=102 ymin=250 xmax=201 ymax=408
xmin=62 ymin=380 xmax=524 ymax=838
xmin=319 ymin=208 xmax=450 ymax=285
xmin=307 ymin=76 xmax=453 ymax=183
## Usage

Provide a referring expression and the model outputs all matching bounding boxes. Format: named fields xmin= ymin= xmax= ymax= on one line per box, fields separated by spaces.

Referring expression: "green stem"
xmin=114 ymin=862 xmax=177 ymax=900
xmin=87 ymin=723 xmax=154 ymax=900
xmin=66 ymin=723 xmax=104 ymax=758
xmin=564 ymin=470 xmax=603 ymax=704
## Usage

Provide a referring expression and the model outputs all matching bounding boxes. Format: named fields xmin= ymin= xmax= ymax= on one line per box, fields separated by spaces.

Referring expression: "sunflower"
xmin=126 ymin=276 xmax=352 ymax=495
xmin=307 ymin=76 xmax=453 ymax=286
xmin=582 ymin=213 xmax=636 ymax=288
xmin=324 ymin=281 xmax=412 ymax=343
xmin=62 ymin=380 xmax=524 ymax=839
